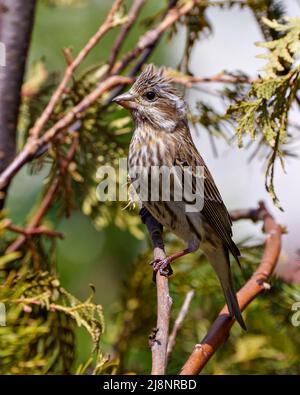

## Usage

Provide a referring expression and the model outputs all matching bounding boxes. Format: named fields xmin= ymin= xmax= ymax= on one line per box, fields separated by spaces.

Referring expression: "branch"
xmin=167 ymin=290 xmax=195 ymax=362
xmin=28 ymin=0 xmax=124 ymax=141
xmin=6 ymin=138 xmax=78 ymax=253
xmin=229 ymin=200 xmax=269 ymax=222
xmin=172 ymin=72 xmax=256 ymax=87
xmin=4 ymin=222 xmax=64 ymax=239
xmin=0 ymin=75 xmax=131 ymax=194
xmin=140 ymin=208 xmax=172 ymax=375
xmin=179 ymin=201 xmax=282 ymax=375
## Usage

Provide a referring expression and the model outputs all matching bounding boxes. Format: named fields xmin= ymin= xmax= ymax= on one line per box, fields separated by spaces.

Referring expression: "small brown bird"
xmin=113 ymin=64 xmax=246 ymax=329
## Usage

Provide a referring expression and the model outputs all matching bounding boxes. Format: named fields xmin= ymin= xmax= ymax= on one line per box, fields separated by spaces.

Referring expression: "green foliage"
xmin=19 ymin=60 xmax=59 ymax=149
xmin=227 ymin=17 xmax=300 ymax=208
xmin=227 ymin=70 xmax=299 ymax=207
xmin=0 ymin=269 xmax=75 ymax=374
xmin=247 ymin=0 xmax=285 ymax=41
xmin=1 ymin=283 xmax=104 ymax=374
xmin=186 ymin=8 xmax=300 ymax=209
xmin=256 ymin=17 xmax=300 ymax=77
xmin=0 ymin=221 xmax=105 ymax=374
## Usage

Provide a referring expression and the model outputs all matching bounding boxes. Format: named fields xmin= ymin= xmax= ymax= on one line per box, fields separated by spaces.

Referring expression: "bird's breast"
xmin=127 ymin=128 xmax=204 ymax=244
xmin=128 ymin=127 xmax=172 ymax=169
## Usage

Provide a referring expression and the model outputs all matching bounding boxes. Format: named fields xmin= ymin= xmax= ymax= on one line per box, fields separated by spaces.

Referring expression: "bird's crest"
xmin=133 ymin=64 xmax=178 ymax=95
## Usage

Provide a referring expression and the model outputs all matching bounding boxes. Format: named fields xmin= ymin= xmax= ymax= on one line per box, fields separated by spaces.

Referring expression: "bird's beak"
xmin=113 ymin=92 xmax=137 ymax=110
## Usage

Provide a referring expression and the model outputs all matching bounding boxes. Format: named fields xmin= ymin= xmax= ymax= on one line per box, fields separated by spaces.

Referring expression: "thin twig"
xmin=179 ymin=201 xmax=282 ymax=375
xmin=167 ymin=290 xmax=195 ymax=362
xmin=128 ymin=0 xmax=178 ymax=77
xmin=230 ymin=200 xmax=269 ymax=222
xmin=105 ymin=0 xmax=146 ymax=77
xmin=62 ymin=47 xmax=74 ymax=66
xmin=5 ymin=222 xmax=64 ymax=239
xmin=172 ymin=73 xmax=256 ymax=87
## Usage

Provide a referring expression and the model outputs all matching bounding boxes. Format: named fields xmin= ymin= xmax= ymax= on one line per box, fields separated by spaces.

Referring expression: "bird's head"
xmin=113 ymin=64 xmax=186 ymax=131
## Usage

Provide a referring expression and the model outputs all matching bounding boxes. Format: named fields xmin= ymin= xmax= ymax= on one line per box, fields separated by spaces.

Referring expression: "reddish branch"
xmin=5 ymin=222 xmax=64 ymax=239
xmin=179 ymin=201 xmax=282 ymax=375
xmin=173 ymin=72 xmax=256 ymax=87
xmin=229 ymin=201 xmax=269 ymax=222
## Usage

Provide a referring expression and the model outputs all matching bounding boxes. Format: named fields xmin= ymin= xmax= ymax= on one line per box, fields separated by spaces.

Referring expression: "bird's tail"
xmin=222 ymin=277 xmax=246 ymax=330
xmin=204 ymin=244 xmax=246 ymax=330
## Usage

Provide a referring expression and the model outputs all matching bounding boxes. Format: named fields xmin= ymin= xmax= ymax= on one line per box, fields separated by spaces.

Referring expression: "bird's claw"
xmin=150 ymin=257 xmax=173 ymax=277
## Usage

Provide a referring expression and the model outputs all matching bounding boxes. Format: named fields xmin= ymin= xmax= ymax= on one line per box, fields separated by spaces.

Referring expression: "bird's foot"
xmin=150 ymin=257 xmax=173 ymax=277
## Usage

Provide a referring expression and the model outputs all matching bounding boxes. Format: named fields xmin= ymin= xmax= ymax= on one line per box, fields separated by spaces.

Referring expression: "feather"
xmin=174 ymin=129 xmax=241 ymax=267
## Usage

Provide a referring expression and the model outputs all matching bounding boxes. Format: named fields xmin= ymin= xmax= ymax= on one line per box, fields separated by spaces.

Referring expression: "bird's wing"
xmin=175 ymin=139 xmax=241 ymax=266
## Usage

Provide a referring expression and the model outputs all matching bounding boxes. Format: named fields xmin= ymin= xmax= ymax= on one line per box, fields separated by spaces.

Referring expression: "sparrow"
xmin=113 ymin=64 xmax=246 ymax=329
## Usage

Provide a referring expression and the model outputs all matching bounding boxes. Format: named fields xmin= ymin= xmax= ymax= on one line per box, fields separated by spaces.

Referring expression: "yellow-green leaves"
xmin=228 ymin=74 xmax=293 ymax=148
xmin=257 ymin=17 xmax=300 ymax=78
xmin=227 ymin=16 xmax=300 ymax=209
xmin=0 ymin=269 xmax=104 ymax=374
xmin=228 ymin=71 xmax=299 ymax=209
xmin=0 ymin=252 xmax=22 ymax=269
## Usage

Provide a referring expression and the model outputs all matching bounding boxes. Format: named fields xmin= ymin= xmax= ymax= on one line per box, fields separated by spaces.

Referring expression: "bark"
xmin=0 ymin=0 xmax=36 ymax=206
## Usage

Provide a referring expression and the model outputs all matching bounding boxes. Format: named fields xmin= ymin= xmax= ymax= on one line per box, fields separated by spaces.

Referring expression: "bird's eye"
xmin=145 ymin=91 xmax=156 ymax=101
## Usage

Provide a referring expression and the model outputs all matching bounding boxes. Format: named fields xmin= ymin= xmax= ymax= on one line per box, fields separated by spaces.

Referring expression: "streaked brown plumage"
xmin=113 ymin=64 xmax=246 ymax=329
